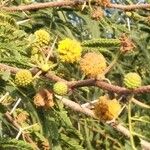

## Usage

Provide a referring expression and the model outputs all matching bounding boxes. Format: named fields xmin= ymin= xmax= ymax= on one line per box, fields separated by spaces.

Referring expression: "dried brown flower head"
xmin=41 ymin=139 xmax=50 ymax=150
xmin=91 ymin=8 xmax=104 ymax=20
xmin=34 ymin=89 xmax=54 ymax=109
xmin=146 ymin=16 xmax=150 ymax=24
xmin=80 ymin=52 xmax=107 ymax=78
xmin=94 ymin=95 xmax=121 ymax=121
xmin=13 ymin=108 xmax=29 ymax=125
xmin=119 ymin=34 xmax=136 ymax=53
xmin=95 ymin=0 xmax=111 ymax=7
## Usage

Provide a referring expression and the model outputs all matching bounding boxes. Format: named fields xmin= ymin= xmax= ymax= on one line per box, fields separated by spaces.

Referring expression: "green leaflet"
xmin=58 ymin=110 xmax=72 ymax=126
xmin=0 ymin=138 xmax=34 ymax=150
xmin=60 ymin=133 xmax=84 ymax=150
xmin=0 ymin=12 xmax=18 ymax=29
xmin=47 ymin=118 xmax=59 ymax=140
xmin=82 ymin=38 xmax=121 ymax=47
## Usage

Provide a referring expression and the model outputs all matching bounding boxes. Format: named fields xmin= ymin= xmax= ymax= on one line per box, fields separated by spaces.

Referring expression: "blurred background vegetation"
xmin=0 ymin=0 xmax=150 ymax=149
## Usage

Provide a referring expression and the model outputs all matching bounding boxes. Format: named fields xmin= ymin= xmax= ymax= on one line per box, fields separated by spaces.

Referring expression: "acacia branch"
xmin=69 ymin=79 xmax=150 ymax=94
xmin=1 ymin=63 xmax=150 ymax=94
xmin=1 ymin=0 xmax=82 ymax=11
xmin=4 ymin=111 xmax=21 ymax=129
xmin=56 ymin=95 xmax=150 ymax=150
xmin=1 ymin=0 xmax=150 ymax=11
xmin=0 ymin=63 xmax=19 ymax=73
xmin=4 ymin=112 xmax=39 ymax=149
xmin=109 ymin=3 xmax=150 ymax=10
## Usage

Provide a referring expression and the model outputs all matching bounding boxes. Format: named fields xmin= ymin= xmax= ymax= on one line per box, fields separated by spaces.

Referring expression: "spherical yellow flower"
xmin=94 ymin=95 xmax=121 ymax=121
xmin=34 ymin=29 xmax=50 ymax=46
xmin=57 ymin=38 xmax=82 ymax=63
xmin=80 ymin=52 xmax=107 ymax=77
xmin=15 ymin=70 xmax=33 ymax=87
xmin=31 ymin=29 xmax=50 ymax=54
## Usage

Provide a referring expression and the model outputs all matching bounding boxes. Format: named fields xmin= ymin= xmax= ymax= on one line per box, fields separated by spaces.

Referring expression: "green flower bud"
xmin=124 ymin=72 xmax=141 ymax=89
xmin=53 ymin=82 xmax=68 ymax=95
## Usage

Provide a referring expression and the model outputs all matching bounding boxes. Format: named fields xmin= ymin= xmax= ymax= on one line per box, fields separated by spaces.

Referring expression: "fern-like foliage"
xmin=0 ymin=138 xmax=34 ymax=150
xmin=0 ymin=12 xmax=30 ymax=67
xmin=60 ymin=133 xmax=84 ymax=150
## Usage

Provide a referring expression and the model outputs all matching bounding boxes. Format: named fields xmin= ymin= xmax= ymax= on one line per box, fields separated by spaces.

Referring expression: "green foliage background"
xmin=0 ymin=0 xmax=150 ymax=149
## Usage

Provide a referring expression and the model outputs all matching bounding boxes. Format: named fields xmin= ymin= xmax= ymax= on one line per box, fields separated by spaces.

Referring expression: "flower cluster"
xmin=94 ymin=95 xmax=121 ymax=121
xmin=31 ymin=29 xmax=50 ymax=55
xmin=15 ymin=70 xmax=33 ymax=87
xmin=57 ymin=38 xmax=82 ymax=63
xmin=80 ymin=52 xmax=107 ymax=77
xmin=34 ymin=29 xmax=50 ymax=46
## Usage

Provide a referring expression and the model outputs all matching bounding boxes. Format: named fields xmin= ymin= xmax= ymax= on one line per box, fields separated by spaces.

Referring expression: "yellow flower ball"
xmin=124 ymin=72 xmax=141 ymax=89
xmin=15 ymin=70 xmax=33 ymax=87
xmin=57 ymin=38 xmax=82 ymax=63
xmin=31 ymin=29 xmax=50 ymax=54
xmin=80 ymin=52 xmax=107 ymax=77
xmin=94 ymin=96 xmax=121 ymax=121
xmin=53 ymin=82 xmax=68 ymax=95
xmin=34 ymin=29 xmax=50 ymax=45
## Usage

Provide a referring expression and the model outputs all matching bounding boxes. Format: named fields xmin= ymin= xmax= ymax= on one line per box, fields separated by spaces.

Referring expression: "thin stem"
xmin=45 ymin=36 xmax=58 ymax=63
xmin=132 ymin=98 xmax=150 ymax=109
xmin=33 ymin=70 xmax=42 ymax=79
xmin=22 ymin=123 xmax=38 ymax=130
xmin=103 ymin=52 xmax=121 ymax=75
xmin=132 ymin=132 xmax=149 ymax=141
xmin=131 ymin=118 xmax=150 ymax=124
xmin=128 ymin=95 xmax=136 ymax=150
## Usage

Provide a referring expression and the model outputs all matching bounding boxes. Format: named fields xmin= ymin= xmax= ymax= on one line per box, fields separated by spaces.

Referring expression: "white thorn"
xmin=0 ymin=92 xmax=9 ymax=103
xmin=10 ymin=98 xmax=22 ymax=115
xmin=126 ymin=17 xmax=131 ymax=31
xmin=22 ymin=123 xmax=38 ymax=131
xmin=16 ymin=128 xmax=23 ymax=140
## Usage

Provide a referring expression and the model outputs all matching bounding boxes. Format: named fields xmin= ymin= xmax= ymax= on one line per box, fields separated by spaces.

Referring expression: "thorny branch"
xmin=0 ymin=0 xmax=150 ymax=11
xmin=1 ymin=63 xmax=150 ymax=95
xmin=4 ymin=112 xmax=39 ymax=149
xmin=1 ymin=58 xmax=150 ymax=149
xmin=56 ymin=95 xmax=150 ymax=150
xmin=3 ymin=95 xmax=150 ymax=149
